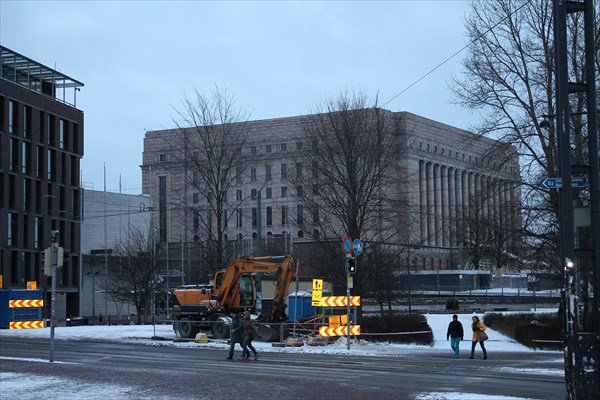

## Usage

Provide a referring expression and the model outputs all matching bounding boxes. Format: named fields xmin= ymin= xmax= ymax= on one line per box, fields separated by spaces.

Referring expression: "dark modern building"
xmin=0 ymin=45 xmax=84 ymax=319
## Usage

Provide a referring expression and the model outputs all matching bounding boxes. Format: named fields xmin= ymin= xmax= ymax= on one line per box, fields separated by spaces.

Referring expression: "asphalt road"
xmin=0 ymin=337 xmax=565 ymax=399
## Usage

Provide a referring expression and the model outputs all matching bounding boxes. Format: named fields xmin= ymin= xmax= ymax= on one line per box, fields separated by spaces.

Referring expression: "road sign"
xmin=9 ymin=299 xmax=44 ymax=308
xmin=312 ymin=279 xmax=323 ymax=291
xmin=541 ymin=177 xmax=588 ymax=189
xmin=321 ymin=296 xmax=361 ymax=307
xmin=311 ymin=291 xmax=322 ymax=307
xmin=353 ymin=239 xmax=363 ymax=255
xmin=319 ymin=325 xmax=361 ymax=337
xmin=342 ymin=237 xmax=353 ymax=254
xmin=9 ymin=320 xmax=45 ymax=329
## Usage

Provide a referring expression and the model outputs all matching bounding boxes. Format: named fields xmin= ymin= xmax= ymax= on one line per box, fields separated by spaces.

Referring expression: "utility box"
xmin=0 ymin=289 xmax=45 ymax=329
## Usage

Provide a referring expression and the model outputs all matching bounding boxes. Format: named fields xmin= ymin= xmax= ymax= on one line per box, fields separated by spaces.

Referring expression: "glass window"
xmin=266 ymin=187 xmax=272 ymax=199
xmin=193 ymin=192 xmax=199 ymax=204
xmin=266 ymin=206 xmax=272 ymax=226
xmin=59 ymin=119 xmax=65 ymax=149
xmin=281 ymin=163 xmax=287 ymax=179
xmin=296 ymin=186 xmax=303 ymax=197
xmin=281 ymin=205 xmax=287 ymax=225
xmin=252 ymin=207 xmax=257 ymax=227
xmin=251 ymin=146 xmax=256 ymax=155
xmin=313 ymin=204 xmax=319 ymax=223
xmin=312 ymin=184 xmax=319 ymax=196
xmin=236 ymin=189 xmax=242 ymax=201
xmin=280 ymin=143 xmax=287 ymax=152
xmin=281 ymin=187 xmax=287 ymax=198
xmin=266 ymin=165 xmax=272 ymax=180
xmin=236 ymin=167 xmax=242 ymax=183
xmin=297 ymin=205 xmax=303 ymax=224
xmin=251 ymin=189 xmax=257 ymax=200
xmin=296 ymin=141 xmax=303 ymax=150
xmin=251 ymin=166 xmax=257 ymax=182
xmin=236 ymin=209 xmax=243 ymax=227
xmin=266 ymin=144 xmax=272 ymax=153
xmin=296 ymin=162 xmax=302 ymax=179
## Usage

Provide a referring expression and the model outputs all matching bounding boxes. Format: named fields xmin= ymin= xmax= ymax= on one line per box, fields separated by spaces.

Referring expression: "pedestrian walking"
xmin=469 ymin=315 xmax=488 ymax=359
xmin=446 ymin=314 xmax=464 ymax=358
xmin=226 ymin=311 xmax=244 ymax=360
xmin=240 ymin=311 xmax=260 ymax=361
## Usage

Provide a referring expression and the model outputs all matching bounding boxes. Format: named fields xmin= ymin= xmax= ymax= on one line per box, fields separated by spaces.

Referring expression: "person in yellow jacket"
xmin=469 ymin=315 xmax=488 ymax=359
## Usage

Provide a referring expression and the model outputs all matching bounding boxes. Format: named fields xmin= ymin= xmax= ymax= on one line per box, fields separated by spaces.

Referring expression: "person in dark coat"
xmin=469 ymin=315 xmax=488 ymax=359
xmin=226 ymin=311 xmax=244 ymax=360
xmin=446 ymin=314 xmax=464 ymax=358
xmin=240 ymin=311 xmax=260 ymax=361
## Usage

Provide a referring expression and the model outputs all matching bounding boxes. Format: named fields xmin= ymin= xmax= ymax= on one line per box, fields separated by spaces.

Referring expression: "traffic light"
xmin=346 ymin=257 xmax=356 ymax=274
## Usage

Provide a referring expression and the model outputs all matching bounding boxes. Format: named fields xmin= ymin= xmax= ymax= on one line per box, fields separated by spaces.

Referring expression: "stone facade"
xmin=141 ymin=111 xmax=520 ymax=274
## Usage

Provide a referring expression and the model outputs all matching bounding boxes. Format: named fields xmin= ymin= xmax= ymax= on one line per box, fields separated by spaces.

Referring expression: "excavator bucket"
xmin=257 ymin=322 xmax=288 ymax=342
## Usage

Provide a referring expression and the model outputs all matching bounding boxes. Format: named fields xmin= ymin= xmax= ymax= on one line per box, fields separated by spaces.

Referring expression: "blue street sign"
xmin=353 ymin=239 xmax=363 ymax=256
xmin=541 ymin=177 xmax=588 ymax=189
xmin=342 ymin=237 xmax=353 ymax=254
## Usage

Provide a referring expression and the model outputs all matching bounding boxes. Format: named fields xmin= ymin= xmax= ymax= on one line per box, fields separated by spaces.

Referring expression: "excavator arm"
xmin=217 ymin=255 xmax=294 ymax=322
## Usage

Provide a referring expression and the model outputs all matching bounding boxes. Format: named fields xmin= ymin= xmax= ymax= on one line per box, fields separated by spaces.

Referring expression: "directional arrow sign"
xmin=319 ymin=325 xmax=361 ymax=337
xmin=541 ymin=177 xmax=588 ymax=189
xmin=9 ymin=320 xmax=45 ymax=329
xmin=9 ymin=299 xmax=44 ymax=308
xmin=321 ymin=296 xmax=361 ymax=307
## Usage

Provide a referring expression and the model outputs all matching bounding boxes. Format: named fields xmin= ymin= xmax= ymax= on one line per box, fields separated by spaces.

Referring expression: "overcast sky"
xmin=1 ymin=0 xmax=474 ymax=194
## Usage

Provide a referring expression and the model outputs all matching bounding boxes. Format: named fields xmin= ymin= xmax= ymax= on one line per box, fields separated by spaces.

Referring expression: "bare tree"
xmin=100 ymin=227 xmax=160 ymax=325
xmin=171 ymin=87 xmax=251 ymax=274
xmin=452 ymin=0 xmax=600 ymax=273
xmin=291 ymin=92 xmax=404 ymax=299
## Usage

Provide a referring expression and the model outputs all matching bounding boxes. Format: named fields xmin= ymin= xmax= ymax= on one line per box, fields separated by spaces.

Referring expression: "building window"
xmin=236 ymin=167 xmax=242 ymax=183
xmin=193 ymin=170 xmax=199 ymax=183
xmin=266 ymin=206 xmax=272 ymax=226
xmin=251 ymin=166 xmax=257 ymax=182
xmin=281 ymin=187 xmax=287 ymax=198
xmin=281 ymin=205 xmax=288 ymax=225
xmin=251 ymin=189 xmax=257 ymax=200
xmin=296 ymin=141 xmax=303 ymax=150
xmin=193 ymin=211 xmax=200 ymax=231
xmin=36 ymin=145 xmax=44 ymax=178
xmin=47 ymin=149 xmax=54 ymax=181
xmin=251 ymin=146 xmax=256 ymax=155
xmin=22 ymin=142 xmax=30 ymax=175
xmin=266 ymin=187 xmax=272 ymax=199
xmin=34 ymin=217 xmax=42 ymax=249
xmin=9 ymin=138 xmax=18 ymax=172
xmin=296 ymin=186 xmax=303 ymax=197
xmin=297 ymin=230 xmax=304 ymax=238
xmin=266 ymin=165 xmax=272 ymax=181
xmin=296 ymin=162 xmax=303 ymax=179
xmin=9 ymin=100 xmax=18 ymax=134
xmin=280 ymin=143 xmax=287 ymax=152
xmin=312 ymin=160 xmax=318 ymax=178
xmin=7 ymin=213 xmax=16 ymax=246
xmin=281 ymin=163 xmax=287 ymax=179
xmin=159 ymin=153 xmax=168 ymax=162
xmin=59 ymin=119 xmax=65 ymax=149
xmin=193 ymin=192 xmax=199 ymax=204
xmin=193 ymin=151 xmax=199 ymax=160
xmin=23 ymin=106 xmax=31 ymax=138
xmin=223 ymin=210 xmax=228 ymax=228
xmin=297 ymin=204 xmax=303 ymax=224
xmin=252 ymin=207 xmax=257 ymax=227
xmin=47 ymin=114 xmax=55 ymax=145
xmin=312 ymin=204 xmax=319 ymax=223
xmin=266 ymin=144 xmax=272 ymax=153
xmin=312 ymin=184 xmax=319 ymax=196
xmin=313 ymin=229 xmax=320 ymax=239
xmin=236 ymin=209 xmax=243 ymax=227
xmin=236 ymin=189 xmax=242 ymax=201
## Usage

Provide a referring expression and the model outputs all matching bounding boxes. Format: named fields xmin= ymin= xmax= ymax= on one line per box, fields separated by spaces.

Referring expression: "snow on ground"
xmin=0 ymin=313 xmax=562 ymax=400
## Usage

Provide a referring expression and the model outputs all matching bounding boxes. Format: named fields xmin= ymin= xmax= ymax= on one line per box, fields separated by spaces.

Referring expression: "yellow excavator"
xmin=170 ymin=255 xmax=294 ymax=341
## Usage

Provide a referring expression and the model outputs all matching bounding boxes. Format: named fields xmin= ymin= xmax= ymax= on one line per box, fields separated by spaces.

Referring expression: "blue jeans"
xmin=450 ymin=337 xmax=461 ymax=358
xmin=243 ymin=339 xmax=256 ymax=358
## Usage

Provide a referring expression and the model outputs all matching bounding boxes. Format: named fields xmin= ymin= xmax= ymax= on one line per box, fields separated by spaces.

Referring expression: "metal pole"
xmin=49 ymin=230 xmax=58 ymax=362
xmin=346 ymin=264 xmax=351 ymax=351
